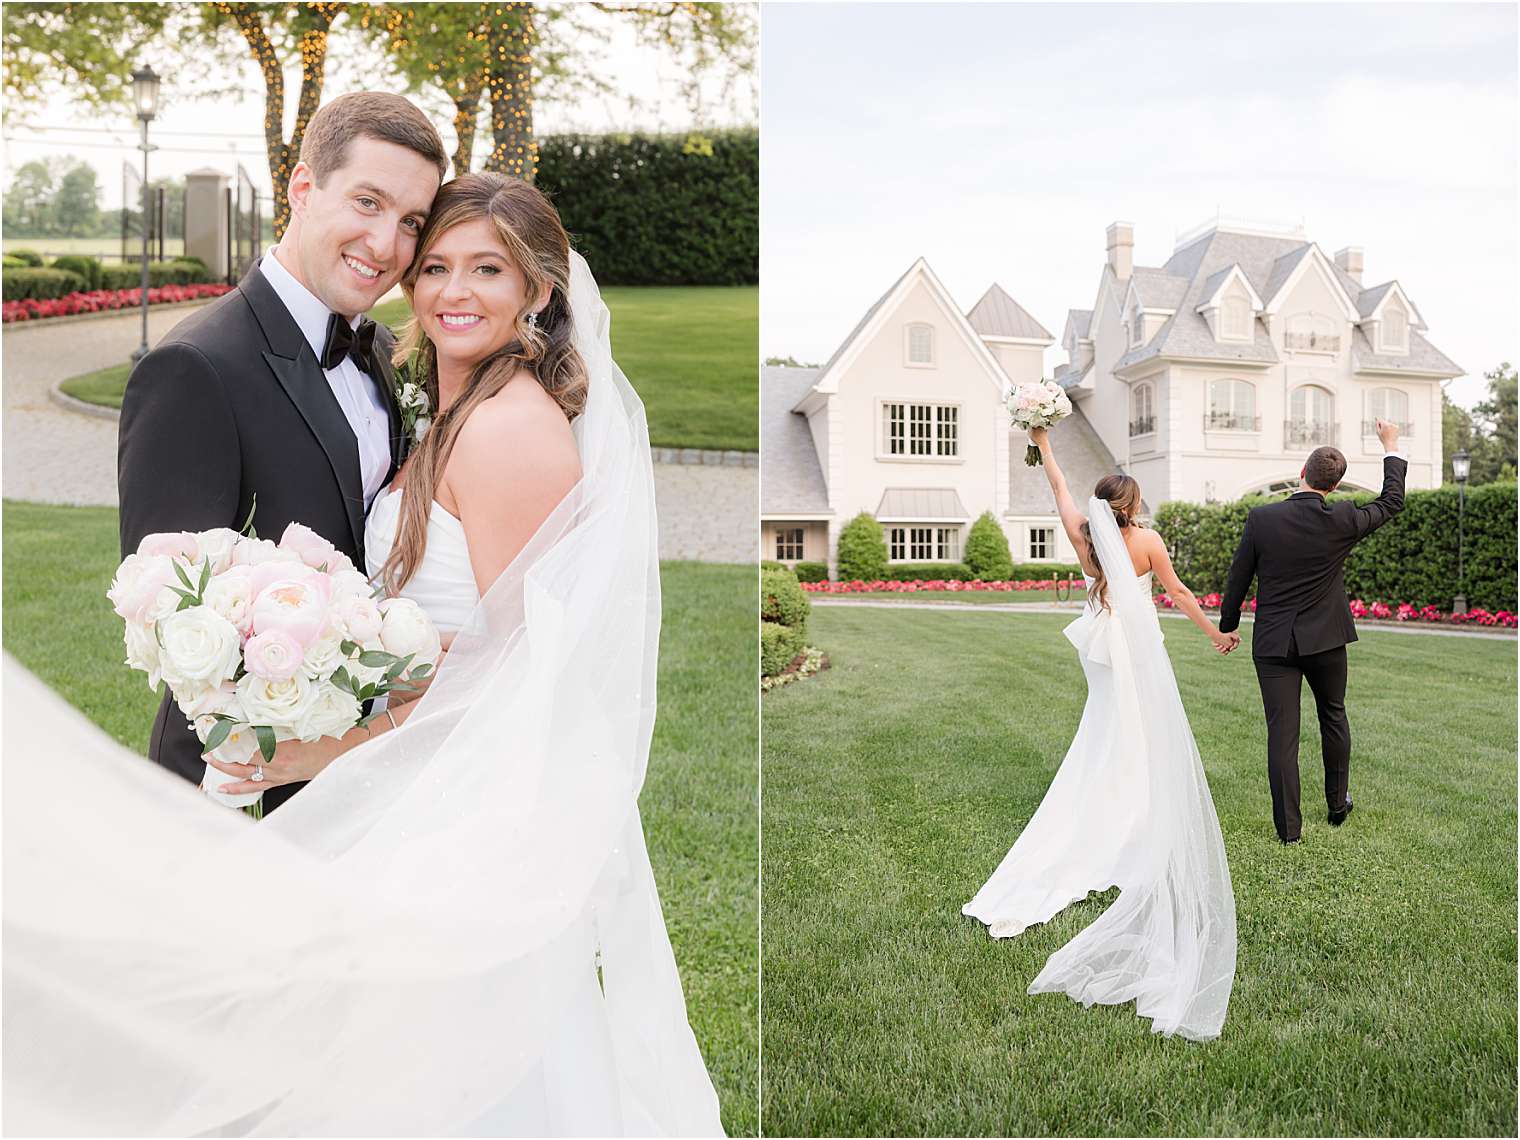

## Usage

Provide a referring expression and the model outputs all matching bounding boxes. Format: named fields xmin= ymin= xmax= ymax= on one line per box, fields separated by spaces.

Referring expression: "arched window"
xmin=1130 ymin=382 xmax=1155 ymax=436
xmin=905 ymin=323 xmax=934 ymax=365
xmin=1288 ymin=385 xmax=1335 ymax=446
xmin=1366 ymin=386 xmax=1410 ymax=435
xmin=1222 ymin=295 xmax=1252 ymax=341
xmin=1207 ymin=379 xmax=1257 ymax=431
xmin=1382 ymin=303 xmax=1408 ymax=352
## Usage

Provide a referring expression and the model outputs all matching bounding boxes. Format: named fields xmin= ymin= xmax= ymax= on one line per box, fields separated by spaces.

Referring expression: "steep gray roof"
xmin=1261 ymin=245 xmax=1313 ymax=304
xmin=1351 ymin=327 xmax=1462 ymax=377
xmin=1356 ymin=281 xmax=1397 ymax=319
xmin=1066 ymin=309 xmax=1093 ymax=340
xmin=1129 ymin=266 xmax=1189 ymax=311
xmin=1008 ymin=403 xmax=1128 ymax=514
xmin=966 ymin=283 xmax=1054 ymax=341
xmin=761 ymin=366 xmax=830 ymax=515
xmin=1054 ymin=359 xmax=1093 ymax=390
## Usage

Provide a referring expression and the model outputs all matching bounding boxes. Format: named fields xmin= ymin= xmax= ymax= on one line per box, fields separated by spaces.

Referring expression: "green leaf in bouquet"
xmin=359 ymin=683 xmax=378 ymax=701
xmin=201 ymin=718 xmax=235 ymax=755
xmin=384 ymin=653 xmax=415 ymax=681
xmin=175 ymin=594 xmax=197 ymax=612
xmin=340 ymin=640 xmax=358 ymax=657
xmin=172 ymin=559 xmax=196 ymax=592
xmin=198 ymin=557 xmax=212 ymax=595
xmin=356 ymin=710 xmax=385 ymax=728
xmin=357 ymin=650 xmax=395 ymax=668
xmin=253 ymin=724 xmax=277 ymax=763
xmin=238 ymin=494 xmax=258 ymax=538
xmin=410 ymin=663 xmax=433 ymax=680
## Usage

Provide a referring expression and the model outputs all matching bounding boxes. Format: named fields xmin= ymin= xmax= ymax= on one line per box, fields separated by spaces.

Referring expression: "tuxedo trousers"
xmin=1252 ymin=641 xmax=1351 ymax=842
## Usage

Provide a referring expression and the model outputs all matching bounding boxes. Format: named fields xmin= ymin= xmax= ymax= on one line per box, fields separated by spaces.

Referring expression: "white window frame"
xmin=1130 ymin=309 xmax=1143 ymax=347
xmin=1207 ymin=378 xmax=1258 ymax=432
xmin=877 ymin=400 xmax=963 ymax=462
xmin=904 ymin=322 xmax=935 ymax=367
xmin=1130 ymin=381 xmax=1155 ymax=437
xmin=887 ymin=524 xmax=962 ymax=563
xmin=1285 ymin=311 xmax=1340 ymax=355
xmin=1365 ymin=386 xmax=1411 ymax=436
xmin=775 ymin=526 xmax=805 ymax=562
xmin=1221 ymin=295 xmax=1252 ymax=342
xmin=1380 ymin=303 xmax=1409 ymax=353
xmin=1028 ymin=526 xmax=1055 ymax=560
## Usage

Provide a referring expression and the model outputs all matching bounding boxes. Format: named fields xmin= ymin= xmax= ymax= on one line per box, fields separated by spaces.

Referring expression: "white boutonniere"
xmin=393 ymin=359 xmax=432 ymax=446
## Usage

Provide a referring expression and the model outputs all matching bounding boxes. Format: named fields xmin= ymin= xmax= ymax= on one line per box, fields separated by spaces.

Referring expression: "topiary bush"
xmin=836 ymin=512 xmax=888 ymax=582
xmin=964 ymin=511 xmax=1014 ymax=580
xmin=1008 ymin=561 xmax=1085 ymax=581
xmin=761 ymin=567 xmax=810 ymax=631
xmin=49 ymin=255 xmax=103 ymax=291
xmin=7 ymin=249 xmax=45 ymax=267
xmin=885 ymin=562 xmax=973 ymax=581
xmin=1153 ymin=482 xmax=1517 ymax=610
xmin=761 ymin=621 xmax=805 ymax=678
xmin=1 ymin=267 xmax=86 ymax=301
xmin=793 ymin=561 xmax=828 ymax=583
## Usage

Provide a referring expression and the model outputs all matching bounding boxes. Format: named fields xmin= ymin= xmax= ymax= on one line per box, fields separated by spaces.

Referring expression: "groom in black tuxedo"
xmin=1218 ymin=420 xmax=1408 ymax=844
xmin=118 ymin=92 xmax=447 ymax=814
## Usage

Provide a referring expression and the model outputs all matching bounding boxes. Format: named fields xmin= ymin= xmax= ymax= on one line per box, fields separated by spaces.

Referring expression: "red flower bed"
xmin=2 ymin=283 xmax=232 ymax=323
xmin=800 ymin=578 xmax=1086 ymax=594
xmin=1159 ymin=592 xmax=1515 ymax=628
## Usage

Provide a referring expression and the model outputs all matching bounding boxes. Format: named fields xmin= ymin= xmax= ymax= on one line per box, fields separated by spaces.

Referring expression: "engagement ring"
xmin=251 ymin=766 xmax=265 ymax=783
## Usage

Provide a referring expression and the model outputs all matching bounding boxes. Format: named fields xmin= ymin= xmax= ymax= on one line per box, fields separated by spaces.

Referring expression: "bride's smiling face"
xmin=411 ymin=217 xmax=543 ymax=371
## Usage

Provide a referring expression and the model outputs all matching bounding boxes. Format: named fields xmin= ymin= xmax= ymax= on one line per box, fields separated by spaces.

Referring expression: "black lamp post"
xmin=129 ymin=64 xmax=161 ymax=363
xmin=1452 ymin=448 xmax=1470 ymax=614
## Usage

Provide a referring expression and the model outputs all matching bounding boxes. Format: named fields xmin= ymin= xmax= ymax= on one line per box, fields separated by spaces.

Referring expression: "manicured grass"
xmin=58 ymin=361 xmax=132 ymax=407
xmin=1 ymin=501 xmax=758 ymax=1136
xmin=762 ymin=605 xmax=1517 ymax=1136
xmin=373 ymin=285 xmax=757 ymax=452
xmin=4 ymin=237 xmax=187 ymax=259
xmin=813 ymin=589 xmax=1082 ymax=606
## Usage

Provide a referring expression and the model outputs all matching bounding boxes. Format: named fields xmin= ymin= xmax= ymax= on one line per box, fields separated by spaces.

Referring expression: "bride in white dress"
xmin=4 ymin=174 xmax=724 ymax=1134
xmin=962 ymin=425 xmax=1238 ymax=1042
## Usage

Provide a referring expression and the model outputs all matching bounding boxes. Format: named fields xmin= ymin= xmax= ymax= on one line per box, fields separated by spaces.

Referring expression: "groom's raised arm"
xmin=118 ymin=342 xmax=242 ymax=559
xmin=1218 ymin=513 xmax=1257 ymax=635
xmin=1351 ymin=453 xmax=1408 ymax=540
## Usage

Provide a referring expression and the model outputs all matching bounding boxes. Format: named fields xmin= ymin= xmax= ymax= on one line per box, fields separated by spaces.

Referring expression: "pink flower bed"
xmin=801 ymin=578 xmax=1085 ymax=594
xmin=1156 ymin=592 xmax=1515 ymax=628
xmin=2 ymin=283 xmax=232 ymax=323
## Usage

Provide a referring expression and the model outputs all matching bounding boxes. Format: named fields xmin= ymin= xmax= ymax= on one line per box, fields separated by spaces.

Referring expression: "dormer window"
xmin=1221 ymin=295 xmax=1252 ymax=341
xmin=1130 ymin=309 xmax=1143 ymax=347
xmin=905 ymin=323 xmax=935 ymax=366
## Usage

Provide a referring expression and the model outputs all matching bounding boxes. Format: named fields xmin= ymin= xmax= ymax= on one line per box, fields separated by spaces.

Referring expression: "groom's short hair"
xmin=300 ymin=92 xmax=449 ymax=185
xmin=1304 ymin=446 xmax=1347 ymax=491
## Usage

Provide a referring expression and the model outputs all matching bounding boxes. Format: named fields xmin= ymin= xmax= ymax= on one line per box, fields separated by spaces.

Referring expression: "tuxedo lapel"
xmin=242 ymin=267 xmax=366 ymax=555
xmin=367 ymin=328 xmax=406 ymax=477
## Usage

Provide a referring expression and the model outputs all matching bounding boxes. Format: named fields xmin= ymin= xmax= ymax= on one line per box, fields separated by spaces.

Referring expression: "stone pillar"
xmin=184 ymin=168 xmax=231 ymax=279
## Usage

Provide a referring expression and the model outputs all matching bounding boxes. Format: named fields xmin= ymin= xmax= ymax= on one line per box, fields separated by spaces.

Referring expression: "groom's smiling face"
xmin=285 ymin=136 xmax=441 ymax=318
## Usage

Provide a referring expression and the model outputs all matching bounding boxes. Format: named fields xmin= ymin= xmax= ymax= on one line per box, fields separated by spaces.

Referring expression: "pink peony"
xmin=243 ymin=629 xmax=306 ymax=681
xmin=278 ymin=522 xmax=345 ymax=572
xmin=137 ymin=531 xmax=200 ymax=563
xmin=248 ymin=578 xmax=330 ymax=648
xmin=109 ymin=553 xmax=180 ymax=623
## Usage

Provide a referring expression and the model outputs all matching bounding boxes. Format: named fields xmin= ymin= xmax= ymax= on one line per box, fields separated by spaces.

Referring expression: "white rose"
xmin=157 ymin=606 xmax=243 ymax=694
xmin=180 ymin=681 xmax=242 ymax=728
xmin=205 ymin=722 xmax=260 ymax=765
xmin=123 ymin=620 xmax=163 ymax=690
xmin=301 ymin=627 xmax=349 ymax=680
xmin=236 ymin=671 xmax=317 ymax=735
xmin=379 ymin=597 xmax=441 ymax=669
xmin=202 ymin=565 xmax=256 ymax=631
xmin=194 ymin=528 xmax=242 ymax=575
xmin=332 ymin=594 xmax=384 ymax=644
xmin=329 ymin=568 xmax=376 ymax=602
xmin=295 ymin=683 xmax=362 ymax=742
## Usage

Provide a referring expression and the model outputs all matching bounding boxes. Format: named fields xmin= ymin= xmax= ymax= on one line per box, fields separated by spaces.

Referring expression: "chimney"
xmin=1106 ymin=221 xmax=1133 ymax=281
xmin=1334 ymin=246 xmax=1363 ymax=285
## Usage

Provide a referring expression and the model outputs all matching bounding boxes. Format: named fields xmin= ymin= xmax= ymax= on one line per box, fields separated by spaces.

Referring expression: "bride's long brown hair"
xmin=379 ymin=173 xmax=588 ymax=595
xmin=1081 ymin=473 xmax=1144 ymax=612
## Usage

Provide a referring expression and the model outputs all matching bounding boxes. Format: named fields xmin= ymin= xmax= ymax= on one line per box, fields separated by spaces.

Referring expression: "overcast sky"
xmin=761 ymin=1 xmax=1518 ymax=409
xmin=3 ymin=5 xmax=756 ymax=206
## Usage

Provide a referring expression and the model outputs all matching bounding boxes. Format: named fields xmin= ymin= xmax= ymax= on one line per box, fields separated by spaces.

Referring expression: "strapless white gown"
xmin=364 ymin=487 xmax=623 ymax=1135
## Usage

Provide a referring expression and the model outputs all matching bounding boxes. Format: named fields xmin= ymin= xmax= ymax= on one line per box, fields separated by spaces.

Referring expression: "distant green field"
xmin=4 ymin=237 xmax=186 ymax=260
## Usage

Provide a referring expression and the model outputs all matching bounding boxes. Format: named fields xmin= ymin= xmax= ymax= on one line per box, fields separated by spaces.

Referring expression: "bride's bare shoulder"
xmin=451 ymin=379 xmax=580 ymax=485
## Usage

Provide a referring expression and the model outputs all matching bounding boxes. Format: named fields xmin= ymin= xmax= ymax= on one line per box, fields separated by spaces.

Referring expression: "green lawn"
xmin=1 ymin=500 xmax=758 ymax=1136
xmin=762 ymin=605 xmax=1517 ymax=1136
xmin=813 ymin=589 xmax=1083 ymax=606
xmin=57 ymin=286 xmax=757 ymax=453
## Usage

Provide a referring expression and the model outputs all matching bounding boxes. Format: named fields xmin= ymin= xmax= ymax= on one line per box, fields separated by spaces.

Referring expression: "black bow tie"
xmin=320 ymin=313 xmax=378 ymax=372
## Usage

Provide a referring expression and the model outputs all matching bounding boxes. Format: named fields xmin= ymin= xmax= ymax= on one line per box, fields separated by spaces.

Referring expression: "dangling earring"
xmin=526 ymin=311 xmax=539 ymax=330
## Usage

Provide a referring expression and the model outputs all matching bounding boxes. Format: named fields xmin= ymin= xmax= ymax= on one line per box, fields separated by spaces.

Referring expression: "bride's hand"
xmin=1028 ymin=425 xmax=1049 ymax=447
xmin=387 ymin=641 xmax=450 ymax=707
xmin=206 ymin=733 xmax=351 ymax=795
xmin=1209 ymin=629 xmax=1240 ymax=655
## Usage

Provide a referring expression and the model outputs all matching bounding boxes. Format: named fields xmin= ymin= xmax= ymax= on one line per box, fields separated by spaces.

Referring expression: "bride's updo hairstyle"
xmin=381 ymin=173 xmax=588 ymax=594
xmin=1081 ymin=473 xmax=1143 ymax=612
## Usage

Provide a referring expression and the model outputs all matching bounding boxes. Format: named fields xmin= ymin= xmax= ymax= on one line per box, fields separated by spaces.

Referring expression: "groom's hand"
xmin=1376 ymin=417 xmax=1400 ymax=451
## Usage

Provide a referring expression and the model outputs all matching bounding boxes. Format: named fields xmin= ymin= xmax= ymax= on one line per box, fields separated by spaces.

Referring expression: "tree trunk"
xmin=484 ymin=3 xmax=536 ymax=182
xmin=448 ymin=72 xmax=484 ymax=176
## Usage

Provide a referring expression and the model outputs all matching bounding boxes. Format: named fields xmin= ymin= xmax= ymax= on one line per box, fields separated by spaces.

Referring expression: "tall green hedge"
xmin=1153 ymin=482 xmax=1518 ymax=609
xmin=2 ymin=268 xmax=85 ymax=301
xmin=536 ymin=129 xmax=757 ymax=285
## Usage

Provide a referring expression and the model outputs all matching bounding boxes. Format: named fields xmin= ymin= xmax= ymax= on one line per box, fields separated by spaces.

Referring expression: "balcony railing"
xmin=1362 ymin=420 xmax=1414 ymax=437
xmin=1285 ymin=419 xmax=1338 ymax=447
xmin=1129 ymin=415 xmax=1156 ymax=436
xmin=1205 ymin=412 xmax=1262 ymax=432
xmin=1285 ymin=331 xmax=1342 ymax=353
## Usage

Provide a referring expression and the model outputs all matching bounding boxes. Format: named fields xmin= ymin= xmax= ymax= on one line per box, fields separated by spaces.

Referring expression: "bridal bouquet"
xmin=109 ymin=522 xmax=440 ymax=813
xmin=1006 ymin=380 xmax=1073 ymax=466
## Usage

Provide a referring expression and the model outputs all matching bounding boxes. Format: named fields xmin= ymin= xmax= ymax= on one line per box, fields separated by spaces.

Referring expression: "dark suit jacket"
xmin=118 ymin=261 xmax=404 ymax=812
xmin=1219 ymin=456 xmax=1408 ymax=658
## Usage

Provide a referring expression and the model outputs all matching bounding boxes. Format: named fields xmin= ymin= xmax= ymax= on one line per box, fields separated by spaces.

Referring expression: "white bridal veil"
xmin=1025 ymin=497 xmax=1237 ymax=1041
xmin=3 ymin=253 xmax=725 ymax=1134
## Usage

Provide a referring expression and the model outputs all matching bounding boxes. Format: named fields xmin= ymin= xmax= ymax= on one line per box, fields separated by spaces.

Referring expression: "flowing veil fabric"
xmin=963 ymin=497 xmax=1236 ymax=1042
xmin=2 ymin=253 xmax=725 ymax=1135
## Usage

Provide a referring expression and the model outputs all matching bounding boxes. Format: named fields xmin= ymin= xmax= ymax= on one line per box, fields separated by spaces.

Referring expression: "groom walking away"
xmin=118 ymin=92 xmax=447 ymax=814
xmin=1218 ymin=419 xmax=1408 ymax=845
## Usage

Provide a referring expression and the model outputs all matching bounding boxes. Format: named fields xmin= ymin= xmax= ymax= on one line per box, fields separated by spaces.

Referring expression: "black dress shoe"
xmin=1329 ymin=796 xmax=1354 ymax=827
xmin=1281 ymin=836 xmax=1302 ymax=846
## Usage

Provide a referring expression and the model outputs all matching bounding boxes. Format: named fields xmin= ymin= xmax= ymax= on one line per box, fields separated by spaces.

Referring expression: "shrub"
xmin=100 ymin=260 xmax=201 ymax=291
xmin=536 ymin=129 xmax=757 ymax=285
xmin=1 ymin=267 xmax=86 ymax=301
xmin=1008 ymin=561 xmax=1085 ymax=582
xmin=885 ymin=562 xmax=973 ymax=582
xmin=759 ymin=560 xmax=785 ymax=573
xmin=761 ymin=621 xmax=805 ymax=678
xmin=793 ymin=561 xmax=828 ymax=583
xmin=836 ymin=512 xmax=888 ymax=582
xmin=7 ymin=249 xmax=44 ymax=267
xmin=1153 ymin=483 xmax=1518 ymax=610
xmin=49 ymin=255 xmax=103 ymax=290
xmin=761 ymin=568 xmax=810 ymax=630
xmin=964 ymin=512 xmax=1014 ymax=580
xmin=2 ymin=255 xmax=26 ymax=268
xmin=172 ymin=255 xmax=211 ymax=279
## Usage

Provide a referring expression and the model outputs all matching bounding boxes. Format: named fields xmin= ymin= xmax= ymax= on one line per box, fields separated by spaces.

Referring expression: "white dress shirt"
xmin=260 ymin=248 xmax=392 ymax=509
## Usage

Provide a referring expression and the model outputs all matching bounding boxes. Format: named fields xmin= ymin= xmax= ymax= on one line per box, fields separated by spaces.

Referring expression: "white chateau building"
xmin=761 ymin=221 xmax=1463 ymax=574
